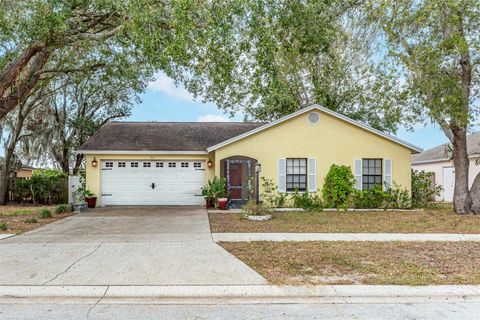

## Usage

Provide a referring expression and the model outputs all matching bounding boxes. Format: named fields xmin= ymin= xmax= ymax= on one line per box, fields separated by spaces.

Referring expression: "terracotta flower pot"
xmin=85 ymin=197 xmax=97 ymax=208
xmin=218 ymin=198 xmax=228 ymax=210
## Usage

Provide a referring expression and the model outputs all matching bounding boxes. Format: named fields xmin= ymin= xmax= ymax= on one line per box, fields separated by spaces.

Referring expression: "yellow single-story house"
xmin=77 ymin=105 xmax=422 ymax=206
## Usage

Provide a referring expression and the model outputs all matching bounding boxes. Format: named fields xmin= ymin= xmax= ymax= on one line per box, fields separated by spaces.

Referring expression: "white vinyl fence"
xmin=68 ymin=175 xmax=81 ymax=204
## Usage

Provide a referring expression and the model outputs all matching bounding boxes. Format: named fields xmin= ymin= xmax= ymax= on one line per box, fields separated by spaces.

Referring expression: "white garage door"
xmin=100 ymin=160 xmax=205 ymax=205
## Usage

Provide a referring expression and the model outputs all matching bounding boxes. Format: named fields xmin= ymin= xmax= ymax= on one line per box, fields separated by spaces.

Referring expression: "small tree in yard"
xmin=322 ymin=165 xmax=355 ymax=208
xmin=411 ymin=170 xmax=442 ymax=208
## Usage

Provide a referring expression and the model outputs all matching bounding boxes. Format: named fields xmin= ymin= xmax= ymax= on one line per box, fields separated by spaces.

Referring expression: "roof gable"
xmin=207 ymin=105 xmax=423 ymax=153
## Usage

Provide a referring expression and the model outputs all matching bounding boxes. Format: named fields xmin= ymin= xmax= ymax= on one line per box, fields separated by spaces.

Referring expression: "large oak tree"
xmin=368 ymin=0 xmax=480 ymax=214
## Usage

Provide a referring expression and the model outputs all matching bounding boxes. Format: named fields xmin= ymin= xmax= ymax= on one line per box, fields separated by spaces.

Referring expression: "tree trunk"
xmin=471 ymin=172 xmax=480 ymax=215
xmin=0 ymin=148 xmax=14 ymax=205
xmin=73 ymin=154 xmax=84 ymax=176
xmin=451 ymin=127 xmax=472 ymax=214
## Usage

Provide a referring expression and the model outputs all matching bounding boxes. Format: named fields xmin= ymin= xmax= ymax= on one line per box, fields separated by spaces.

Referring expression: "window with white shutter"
xmin=354 ymin=159 xmax=362 ymax=190
xmin=307 ymin=158 xmax=316 ymax=192
xmin=384 ymin=159 xmax=392 ymax=190
xmin=278 ymin=158 xmax=286 ymax=192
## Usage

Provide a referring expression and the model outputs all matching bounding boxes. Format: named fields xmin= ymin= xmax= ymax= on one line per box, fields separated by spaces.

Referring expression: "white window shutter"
xmin=308 ymin=158 xmax=317 ymax=192
xmin=278 ymin=158 xmax=287 ymax=192
xmin=354 ymin=159 xmax=362 ymax=190
xmin=384 ymin=159 xmax=392 ymax=190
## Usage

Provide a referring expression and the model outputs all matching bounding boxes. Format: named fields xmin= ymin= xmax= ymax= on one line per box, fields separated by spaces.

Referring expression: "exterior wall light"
xmin=207 ymin=160 xmax=213 ymax=168
xmin=91 ymin=157 xmax=98 ymax=168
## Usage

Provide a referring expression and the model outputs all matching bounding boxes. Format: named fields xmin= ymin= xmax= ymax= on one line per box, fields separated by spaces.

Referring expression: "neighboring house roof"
xmin=412 ymin=132 xmax=480 ymax=164
xmin=77 ymin=122 xmax=264 ymax=153
xmin=207 ymin=105 xmax=423 ymax=153
xmin=78 ymin=105 xmax=422 ymax=154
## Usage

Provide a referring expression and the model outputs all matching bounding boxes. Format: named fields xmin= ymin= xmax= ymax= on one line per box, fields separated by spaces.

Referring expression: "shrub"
xmin=291 ymin=190 xmax=323 ymax=211
xmin=412 ymin=170 xmax=442 ymax=208
xmin=12 ymin=178 xmax=31 ymax=203
xmin=29 ymin=169 xmax=67 ymax=204
xmin=201 ymin=177 xmax=227 ymax=207
xmin=242 ymin=200 xmax=271 ymax=217
xmin=0 ymin=222 xmax=7 ymax=231
xmin=352 ymin=185 xmax=386 ymax=209
xmin=322 ymin=165 xmax=355 ymax=208
xmin=260 ymin=177 xmax=288 ymax=207
xmin=24 ymin=217 xmax=38 ymax=224
xmin=39 ymin=208 xmax=52 ymax=219
xmin=55 ymin=204 xmax=71 ymax=215
xmin=384 ymin=183 xmax=412 ymax=209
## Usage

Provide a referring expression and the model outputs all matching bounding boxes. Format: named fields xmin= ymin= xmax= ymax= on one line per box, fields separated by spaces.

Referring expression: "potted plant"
xmin=84 ymin=190 xmax=97 ymax=208
xmin=242 ymin=200 xmax=272 ymax=221
xmin=202 ymin=177 xmax=228 ymax=209
xmin=201 ymin=182 xmax=215 ymax=208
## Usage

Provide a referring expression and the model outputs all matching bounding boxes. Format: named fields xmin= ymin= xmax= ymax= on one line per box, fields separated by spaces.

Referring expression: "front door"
xmin=229 ymin=163 xmax=243 ymax=200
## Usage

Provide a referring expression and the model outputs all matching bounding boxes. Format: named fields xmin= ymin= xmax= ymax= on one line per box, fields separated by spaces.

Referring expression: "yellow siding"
xmin=214 ymin=110 xmax=412 ymax=194
xmin=85 ymin=153 xmax=215 ymax=206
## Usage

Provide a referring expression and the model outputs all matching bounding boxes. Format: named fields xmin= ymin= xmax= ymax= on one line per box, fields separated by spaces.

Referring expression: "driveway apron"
xmin=0 ymin=206 xmax=265 ymax=285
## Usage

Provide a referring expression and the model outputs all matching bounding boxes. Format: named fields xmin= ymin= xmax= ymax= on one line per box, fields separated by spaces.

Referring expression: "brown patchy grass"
xmin=209 ymin=209 xmax=480 ymax=234
xmin=0 ymin=204 xmax=73 ymax=234
xmin=219 ymin=241 xmax=480 ymax=285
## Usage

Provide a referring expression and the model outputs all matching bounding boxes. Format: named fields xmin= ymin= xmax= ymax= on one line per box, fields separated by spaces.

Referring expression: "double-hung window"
xmin=286 ymin=158 xmax=307 ymax=192
xmin=362 ymin=159 xmax=382 ymax=190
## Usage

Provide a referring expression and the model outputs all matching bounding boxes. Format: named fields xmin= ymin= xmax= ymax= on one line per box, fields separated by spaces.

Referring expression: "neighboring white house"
xmin=412 ymin=132 xmax=480 ymax=202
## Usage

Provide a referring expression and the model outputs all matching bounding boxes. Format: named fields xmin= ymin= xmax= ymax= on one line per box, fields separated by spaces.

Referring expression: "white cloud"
xmin=197 ymin=114 xmax=231 ymax=122
xmin=147 ymin=72 xmax=194 ymax=102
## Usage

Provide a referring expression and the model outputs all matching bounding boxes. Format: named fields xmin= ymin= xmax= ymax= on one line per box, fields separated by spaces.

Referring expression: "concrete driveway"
xmin=0 ymin=206 xmax=265 ymax=286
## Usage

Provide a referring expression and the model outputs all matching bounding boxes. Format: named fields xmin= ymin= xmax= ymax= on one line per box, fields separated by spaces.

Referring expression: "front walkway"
xmin=212 ymin=232 xmax=480 ymax=242
xmin=0 ymin=206 xmax=265 ymax=285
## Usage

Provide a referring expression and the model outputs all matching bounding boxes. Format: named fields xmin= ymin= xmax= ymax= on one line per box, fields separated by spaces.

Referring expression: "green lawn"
xmin=209 ymin=206 xmax=480 ymax=234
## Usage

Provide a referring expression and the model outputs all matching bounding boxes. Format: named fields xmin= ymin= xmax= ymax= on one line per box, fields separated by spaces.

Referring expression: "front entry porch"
xmin=220 ymin=156 xmax=257 ymax=208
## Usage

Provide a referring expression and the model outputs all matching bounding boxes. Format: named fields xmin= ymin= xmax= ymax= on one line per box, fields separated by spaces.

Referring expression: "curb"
xmin=0 ymin=234 xmax=15 ymax=240
xmin=1 ymin=285 xmax=480 ymax=303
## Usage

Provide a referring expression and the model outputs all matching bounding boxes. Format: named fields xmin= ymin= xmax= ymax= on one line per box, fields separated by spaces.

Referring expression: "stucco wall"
xmin=85 ymin=153 xmax=215 ymax=206
xmin=412 ymin=157 xmax=480 ymax=201
xmin=214 ymin=110 xmax=413 ymax=195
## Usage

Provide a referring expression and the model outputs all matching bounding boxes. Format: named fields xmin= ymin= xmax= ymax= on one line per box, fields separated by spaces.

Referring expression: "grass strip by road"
xmin=219 ymin=241 xmax=480 ymax=285
xmin=209 ymin=209 xmax=480 ymax=234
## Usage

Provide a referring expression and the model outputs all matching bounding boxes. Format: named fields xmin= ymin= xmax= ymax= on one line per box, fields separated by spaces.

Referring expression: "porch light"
xmin=255 ymin=162 xmax=262 ymax=173
xmin=91 ymin=157 xmax=98 ymax=168
xmin=207 ymin=160 xmax=213 ymax=168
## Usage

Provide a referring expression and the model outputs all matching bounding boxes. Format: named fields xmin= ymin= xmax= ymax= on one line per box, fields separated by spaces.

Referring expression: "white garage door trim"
xmin=100 ymin=160 xmax=205 ymax=205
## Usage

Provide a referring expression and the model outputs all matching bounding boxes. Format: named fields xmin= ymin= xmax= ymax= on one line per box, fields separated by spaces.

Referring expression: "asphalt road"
xmin=1 ymin=301 xmax=478 ymax=320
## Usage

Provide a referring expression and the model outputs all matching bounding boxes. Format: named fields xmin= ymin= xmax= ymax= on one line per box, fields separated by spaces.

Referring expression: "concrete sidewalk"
xmin=1 ymin=285 xmax=480 ymax=304
xmin=212 ymin=232 xmax=480 ymax=242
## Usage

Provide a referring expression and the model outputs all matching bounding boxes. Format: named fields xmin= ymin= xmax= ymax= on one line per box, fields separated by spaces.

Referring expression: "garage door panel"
xmin=100 ymin=160 xmax=205 ymax=205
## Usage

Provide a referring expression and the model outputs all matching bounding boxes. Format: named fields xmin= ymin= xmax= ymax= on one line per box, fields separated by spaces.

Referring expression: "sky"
xmin=128 ymin=72 xmax=450 ymax=151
